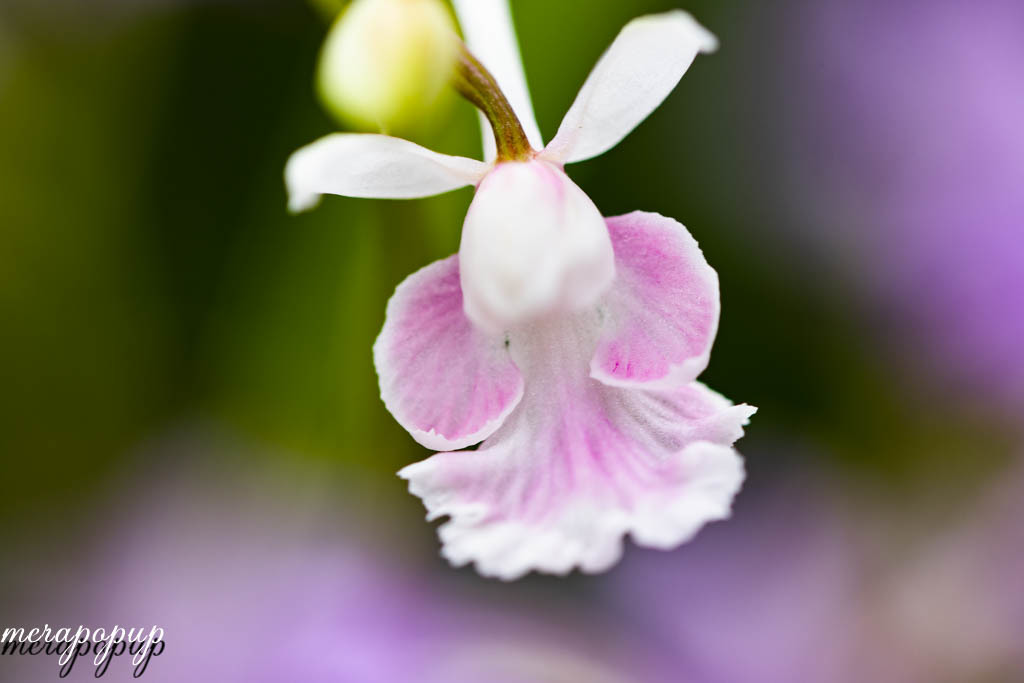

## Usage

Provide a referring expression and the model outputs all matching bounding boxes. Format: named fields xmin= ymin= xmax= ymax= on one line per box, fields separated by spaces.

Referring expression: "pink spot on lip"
xmin=479 ymin=159 xmax=568 ymax=205
xmin=529 ymin=160 xmax=568 ymax=203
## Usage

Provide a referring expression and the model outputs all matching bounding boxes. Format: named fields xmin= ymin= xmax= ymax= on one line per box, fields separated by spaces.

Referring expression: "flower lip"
xmin=458 ymin=158 xmax=615 ymax=334
xmin=385 ymin=210 xmax=754 ymax=580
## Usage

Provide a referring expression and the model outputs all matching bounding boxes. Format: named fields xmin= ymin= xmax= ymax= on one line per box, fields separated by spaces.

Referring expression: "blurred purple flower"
xmin=874 ymin=460 xmax=1024 ymax=680
xmin=6 ymin=432 xmax=675 ymax=682
xmin=607 ymin=477 xmax=868 ymax=683
xmin=788 ymin=0 xmax=1024 ymax=407
xmin=9 ymin=433 xmax=1023 ymax=682
xmin=609 ymin=463 xmax=1024 ymax=683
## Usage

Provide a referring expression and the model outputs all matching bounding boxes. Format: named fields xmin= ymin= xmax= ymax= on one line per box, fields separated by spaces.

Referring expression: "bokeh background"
xmin=2 ymin=0 xmax=1022 ymax=680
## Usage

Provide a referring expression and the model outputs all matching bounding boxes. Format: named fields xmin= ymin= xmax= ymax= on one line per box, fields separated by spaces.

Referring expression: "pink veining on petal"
xmin=590 ymin=211 xmax=720 ymax=389
xmin=400 ymin=314 xmax=754 ymax=580
xmin=374 ymin=255 xmax=524 ymax=451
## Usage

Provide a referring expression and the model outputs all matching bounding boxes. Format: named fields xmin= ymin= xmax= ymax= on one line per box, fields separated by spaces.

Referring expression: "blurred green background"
xmin=2 ymin=0 xmax=1013 ymax=514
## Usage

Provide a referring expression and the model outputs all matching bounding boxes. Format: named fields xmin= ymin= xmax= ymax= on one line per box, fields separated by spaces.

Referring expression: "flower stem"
xmin=454 ymin=44 xmax=534 ymax=161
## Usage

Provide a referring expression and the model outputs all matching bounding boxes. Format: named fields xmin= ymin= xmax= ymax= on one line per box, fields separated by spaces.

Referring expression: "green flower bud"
xmin=317 ymin=0 xmax=458 ymax=132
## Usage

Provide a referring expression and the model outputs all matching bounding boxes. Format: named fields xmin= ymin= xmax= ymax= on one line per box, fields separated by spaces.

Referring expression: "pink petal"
xmin=590 ymin=211 xmax=720 ymax=389
xmin=373 ymin=255 xmax=524 ymax=451
xmin=400 ymin=313 xmax=753 ymax=579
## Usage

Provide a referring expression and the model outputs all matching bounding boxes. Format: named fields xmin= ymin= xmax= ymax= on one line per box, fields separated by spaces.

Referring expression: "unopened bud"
xmin=317 ymin=0 xmax=458 ymax=132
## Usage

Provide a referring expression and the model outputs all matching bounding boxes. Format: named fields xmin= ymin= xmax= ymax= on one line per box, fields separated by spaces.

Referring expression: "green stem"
xmin=453 ymin=44 xmax=534 ymax=162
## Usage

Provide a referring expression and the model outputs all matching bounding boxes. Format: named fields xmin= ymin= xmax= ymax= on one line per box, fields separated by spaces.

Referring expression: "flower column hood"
xmin=460 ymin=159 xmax=614 ymax=334
xmin=285 ymin=4 xmax=754 ymax=579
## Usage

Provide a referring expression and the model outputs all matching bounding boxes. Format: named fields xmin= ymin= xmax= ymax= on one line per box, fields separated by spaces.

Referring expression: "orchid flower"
xmin=285 ymin=1 xmax=755 ymax=579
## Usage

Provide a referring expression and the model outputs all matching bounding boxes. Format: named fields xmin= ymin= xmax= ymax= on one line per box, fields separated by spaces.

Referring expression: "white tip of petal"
xmin=627 ymin=442 xmax=745 ymax=548
xmin=543 ymin=10 xmax=719 ymax=165
xmin=672 ymin=9 xmax=719 ymax=53
xmin=400 ymin=441 xmax=745 ymax=581
xmin=288 ymin=187 xmax=322 ymax=215
xmin=284 ymin=133 xmax=489 ymax=212
xmin=458 ymin=160 xmax=615 ymax=334
xmin=406 ymin=412 xmax=513 ymax=453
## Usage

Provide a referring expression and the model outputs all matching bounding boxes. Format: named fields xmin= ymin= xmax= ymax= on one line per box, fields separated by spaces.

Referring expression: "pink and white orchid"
xmin=285 ymin=1 xmax=755 ymax=579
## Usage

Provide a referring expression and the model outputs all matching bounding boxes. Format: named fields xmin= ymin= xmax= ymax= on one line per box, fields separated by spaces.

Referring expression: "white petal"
xmin=284 ymin=133 xmax=489 ymax=212
xmin=542 ymin=11 xmax=718 ymax=165
xmin=452 ymin=0 xmax=544 ymax=159
xmin=405 ymin=441 xmax=745 ymax=580
xmin=458 ymin=160 xmax=614 ymax=333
